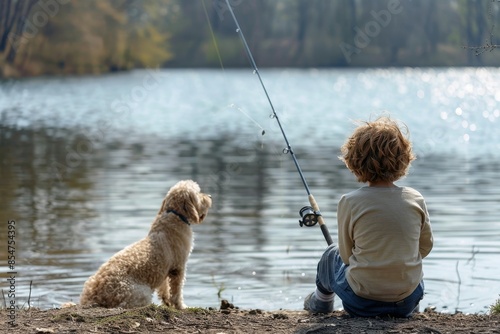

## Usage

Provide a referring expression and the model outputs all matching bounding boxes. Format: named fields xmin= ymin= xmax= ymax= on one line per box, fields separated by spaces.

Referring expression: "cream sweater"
xmin=337 ymin=186 xmax=433 ymax=302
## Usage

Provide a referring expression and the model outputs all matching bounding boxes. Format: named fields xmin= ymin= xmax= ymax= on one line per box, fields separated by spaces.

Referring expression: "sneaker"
xmin=303 ymin=292 xmax=333 ymax=313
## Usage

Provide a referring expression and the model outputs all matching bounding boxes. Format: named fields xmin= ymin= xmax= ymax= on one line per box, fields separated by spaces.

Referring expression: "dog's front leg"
xmin=168 ymin=267 xmax=187 ymax=309
xmin=157 ymin=277 xmax=173 ymax=308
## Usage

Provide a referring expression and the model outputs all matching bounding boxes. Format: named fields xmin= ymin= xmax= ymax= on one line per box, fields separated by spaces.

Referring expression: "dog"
xmin=80 ymin=180 xmax=212 ymax=309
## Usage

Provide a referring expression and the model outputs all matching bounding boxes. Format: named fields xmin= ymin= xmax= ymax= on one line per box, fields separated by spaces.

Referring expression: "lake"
xmin=0 ymin=67 xmax=499 ymax=314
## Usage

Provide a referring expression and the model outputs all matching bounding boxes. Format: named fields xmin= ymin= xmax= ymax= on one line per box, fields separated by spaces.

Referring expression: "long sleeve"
xmin=337 ymin=195 xmax=353 ymax=265
xmin=418 ymin=200 xmax=433 ymax=259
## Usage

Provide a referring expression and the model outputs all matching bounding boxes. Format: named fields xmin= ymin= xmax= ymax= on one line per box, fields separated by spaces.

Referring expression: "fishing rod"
xmin=225 ymin=0 xmax=333 ymax=246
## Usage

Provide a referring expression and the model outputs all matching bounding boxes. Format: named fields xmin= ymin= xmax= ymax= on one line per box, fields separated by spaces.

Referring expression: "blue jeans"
xmin=316 ymin=244 xmax=424 ymax=317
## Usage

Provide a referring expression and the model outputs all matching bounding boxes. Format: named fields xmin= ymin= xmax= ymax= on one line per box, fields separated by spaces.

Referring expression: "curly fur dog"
xmin=80 ymin=180 xmax=212 ymax=309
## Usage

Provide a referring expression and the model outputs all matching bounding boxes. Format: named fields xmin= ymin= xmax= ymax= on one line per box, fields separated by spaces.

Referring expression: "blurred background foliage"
xmin=0 ymin=0 xmax=499 ymax=77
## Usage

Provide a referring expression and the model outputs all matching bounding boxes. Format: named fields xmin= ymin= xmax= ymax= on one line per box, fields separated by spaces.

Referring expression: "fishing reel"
xmin=299 ymin=206 xmax=322 ymax=227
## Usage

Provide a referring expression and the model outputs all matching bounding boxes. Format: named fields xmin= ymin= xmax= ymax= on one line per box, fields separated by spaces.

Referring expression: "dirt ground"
xmin=2 ymin=301 xmax=499 ymax=334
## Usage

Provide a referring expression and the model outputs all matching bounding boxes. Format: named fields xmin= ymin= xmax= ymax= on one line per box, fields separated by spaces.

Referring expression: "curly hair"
xmin=340 ymin=116 xmax=416 ymax=183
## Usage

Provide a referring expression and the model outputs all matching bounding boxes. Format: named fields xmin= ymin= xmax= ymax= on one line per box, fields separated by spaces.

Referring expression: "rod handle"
xmin=308 ymin=194 xmax=324 ymax=226
xmin=308 ymin=194 xmax=334 ymax=246
xmin=321 ymin=224 xmax=334 ymax=246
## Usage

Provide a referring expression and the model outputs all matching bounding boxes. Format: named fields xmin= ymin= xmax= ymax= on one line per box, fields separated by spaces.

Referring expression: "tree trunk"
xmin=466 ymin=0 xmax=475 ymax=65
xmin=293 ymin=0 xmax=309 ymax=64
xmin=5 ymin=0 xmax=38 ymax=63
xmin=474 ymin=0 xmax=485 ymax=65
xmin=0 ymin=0 xmax=17 ymax=52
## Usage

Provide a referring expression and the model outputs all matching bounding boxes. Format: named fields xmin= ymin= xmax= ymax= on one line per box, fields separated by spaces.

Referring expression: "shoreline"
xmin=2 ymin=303 xmax=498 ymax=334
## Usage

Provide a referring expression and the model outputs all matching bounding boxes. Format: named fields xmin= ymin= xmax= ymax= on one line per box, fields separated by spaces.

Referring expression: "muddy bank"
xmin=2 ymin=303 xmax=499 ymax=334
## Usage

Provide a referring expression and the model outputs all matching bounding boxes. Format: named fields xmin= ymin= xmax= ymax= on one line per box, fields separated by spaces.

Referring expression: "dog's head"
xmin=159 ymin=180 xmax=212 ymax=225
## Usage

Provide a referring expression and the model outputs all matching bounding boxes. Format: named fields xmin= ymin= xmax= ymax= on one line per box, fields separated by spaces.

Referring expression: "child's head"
xmin=340 ymin=116 xmax=416 ymax=183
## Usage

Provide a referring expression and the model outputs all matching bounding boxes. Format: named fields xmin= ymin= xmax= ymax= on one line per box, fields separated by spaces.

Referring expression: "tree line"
xmin=1 ymin=0 xmax=499 ymax=77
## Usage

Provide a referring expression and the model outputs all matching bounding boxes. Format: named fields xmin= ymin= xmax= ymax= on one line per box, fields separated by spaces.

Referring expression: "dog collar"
xmin=166 ymin=209 xmax=190 ymax=226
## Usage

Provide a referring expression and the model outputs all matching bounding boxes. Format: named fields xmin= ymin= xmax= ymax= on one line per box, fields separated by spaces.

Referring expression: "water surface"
xmin=0 ymin=68 xmax=499 ymax=313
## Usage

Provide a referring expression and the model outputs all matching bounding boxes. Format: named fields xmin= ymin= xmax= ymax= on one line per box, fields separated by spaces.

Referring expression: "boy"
xmin=304 ymin=116 xmax=433 ymax=317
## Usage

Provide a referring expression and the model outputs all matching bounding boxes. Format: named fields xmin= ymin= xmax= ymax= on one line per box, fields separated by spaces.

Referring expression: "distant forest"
xmin=1 ymin=0 xmax=499 ymax=77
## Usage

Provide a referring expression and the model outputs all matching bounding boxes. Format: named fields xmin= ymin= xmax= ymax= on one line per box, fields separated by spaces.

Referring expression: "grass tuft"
xmin=211 ymin=276 xmax=226 ymax=299
xmin=490 ymin=296 xmax=500 ymax=315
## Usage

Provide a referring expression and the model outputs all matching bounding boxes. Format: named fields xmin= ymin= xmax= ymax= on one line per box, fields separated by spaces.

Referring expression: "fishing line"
xmin=224 ymin=0 xmax=333 ymax=245
xmin=201 ymin=0 xmax=266 ymax=138
xmin=201 ymin=0 xmax=225 ymax=71
xmin=228 ymin=103 xmax=265 ymax=135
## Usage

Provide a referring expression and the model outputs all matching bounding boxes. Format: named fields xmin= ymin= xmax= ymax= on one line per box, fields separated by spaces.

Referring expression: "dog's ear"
xmin=158 ymin=197 xmax=168 ymax=215
xmin=183 ymin=191 xmax=200 ymax=224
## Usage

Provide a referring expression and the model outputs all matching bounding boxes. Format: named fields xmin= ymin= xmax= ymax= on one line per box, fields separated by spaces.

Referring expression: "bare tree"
xmin=0 ymin=0 xmax=38 ymax=63
xmin=464 ymin=0 xmax=500 ymax=56
xmin=0 ymin=0 xmax=24 ymax=52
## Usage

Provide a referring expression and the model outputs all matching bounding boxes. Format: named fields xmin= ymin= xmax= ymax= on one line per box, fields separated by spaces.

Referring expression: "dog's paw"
xmin=61 ymin=302 xmax=77 ymax=308
xmin=175 ymin=302 xmax=187 ymax=310
xmin=161 ymin=300 xmax=186 ymax=309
